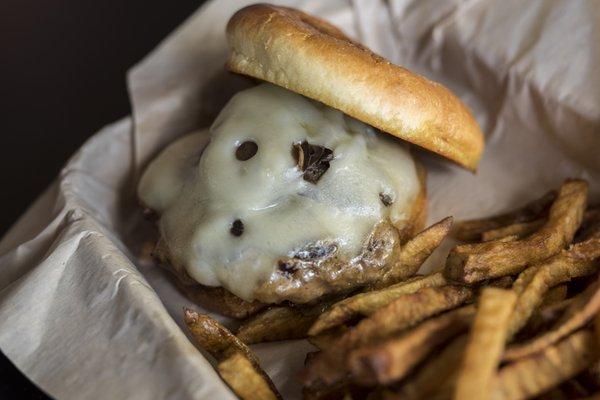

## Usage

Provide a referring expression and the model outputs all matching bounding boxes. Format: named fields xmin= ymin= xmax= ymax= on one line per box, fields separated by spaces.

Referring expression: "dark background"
xmin=1 ymin=1 xmax=204 ymax=397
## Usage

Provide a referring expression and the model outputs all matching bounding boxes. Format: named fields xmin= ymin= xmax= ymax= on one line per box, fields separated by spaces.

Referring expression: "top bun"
xmin=226 ymin=4 xmax=484 ymax=170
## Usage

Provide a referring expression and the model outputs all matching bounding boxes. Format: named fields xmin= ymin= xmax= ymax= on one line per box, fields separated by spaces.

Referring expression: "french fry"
xmin=298 ymin=181 xmax=599 ymax=399
xmin=184 ymin=308 xmax=258 ymax=363
xmin=454 ymin=190 xmax=556 ymax=242
xmin=505 ymin=279 xmax=600 ymax=361
xmin=347 ymin=306 xmax=475 ymax=385
xmin=395 ymin=335 xmax=468 ymax=400
xmin=237 ymin=305 xmax=324 ymax=344
xmin=302 ymin=285 xmax=474 ymax=387
xmin=446 ymin=179 xmax=588 ymax=283
xmin=378 ymin=217 xmax=453 ymax=287
xmin=512 ymin=265 xmax=542 ymax=294
xmin=184 ymin=309 xmax=281 ymax=399
xmin=309 ymin=272 xmax=447 ymax=335
xmin=481 ymin=219 xmax=545 ymax=242
xmin=348 ymin=285 xmax=474 ymax=344
xmin=218 ymin=353 xmax=280 ymax=400
xmin=508 ymin=235 xmax=600 ymax=337
xmin=453 ymin=288 xmax=517 ymax=400
xmin=493 ymin=330 xmax=598 ymax=400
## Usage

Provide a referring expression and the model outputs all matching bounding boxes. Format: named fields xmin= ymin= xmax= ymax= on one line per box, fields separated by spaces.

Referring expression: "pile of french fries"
xmin=184 ymin=179 xmax=600 ymax=400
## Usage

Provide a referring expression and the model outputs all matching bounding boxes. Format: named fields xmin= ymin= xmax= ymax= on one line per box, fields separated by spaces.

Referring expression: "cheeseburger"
xmin=137 ymin=4 xmax=484 ymax=318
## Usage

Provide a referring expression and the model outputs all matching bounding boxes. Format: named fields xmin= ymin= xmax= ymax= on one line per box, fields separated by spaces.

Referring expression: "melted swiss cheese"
xmin=138 ymin=83 xmax=420 ymax=300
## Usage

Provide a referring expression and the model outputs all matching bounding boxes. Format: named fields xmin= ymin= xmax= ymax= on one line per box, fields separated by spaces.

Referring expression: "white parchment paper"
xmin=0 ymin=1 xmax=598 ymax=399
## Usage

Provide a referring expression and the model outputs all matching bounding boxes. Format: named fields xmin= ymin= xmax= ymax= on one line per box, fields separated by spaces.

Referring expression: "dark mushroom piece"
xmin=292 ymin=141 xmax=333 ymax=184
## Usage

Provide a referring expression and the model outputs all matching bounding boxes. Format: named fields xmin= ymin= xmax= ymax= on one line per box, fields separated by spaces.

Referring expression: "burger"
xmin=137 ymin=4 xmax=484 ymax=318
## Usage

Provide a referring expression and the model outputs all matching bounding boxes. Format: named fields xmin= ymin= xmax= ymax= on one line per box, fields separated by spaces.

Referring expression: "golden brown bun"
xmin=226 ymin=4 xmax=484 ymax=170
xmin=153 ymin=160 xmax=427 ymax=312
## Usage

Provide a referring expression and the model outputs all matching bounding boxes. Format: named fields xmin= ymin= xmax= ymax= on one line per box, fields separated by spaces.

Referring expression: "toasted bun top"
xmin=226 ymin=4 xmax=484 ymax=170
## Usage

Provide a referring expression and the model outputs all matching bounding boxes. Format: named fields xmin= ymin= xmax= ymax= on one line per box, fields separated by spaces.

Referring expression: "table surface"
xmin=0 ymin=1 xmax=204 ymax=398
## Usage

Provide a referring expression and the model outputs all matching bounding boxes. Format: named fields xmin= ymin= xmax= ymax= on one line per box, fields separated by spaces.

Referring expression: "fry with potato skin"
xmin=481 ymin=219 xmax=545 ymax=242
xmin=302 ymin=285 xmax=474 ymax=387
xmin=237 ymin=305 xmax=323 ymax=344
xmin=308 ymin=272 xmax=447 ymax=335
xmin=218 ymin=353 xmax=280 ymax=400
xmin=453 ymin=288 xmax=516 ymax=400
xmin=505 ymin=279 xmax=600 ymax=361
xmin=446 ymin=179 xmax=588 ymax=283
xmin=508 ymin=236 xmax=600 ymax=338
xmin=377 ymin=217 xmax=453 ymax=287
xmin=349 ymin=285 xmax=474 ymax=344
xmin=184 ymin=308 xmax=258 ymax=364
xmin=512 ymin=264 xmax=542 ymax=294
xmin=454 ymin=190 xmax=556 ymax=242
xmin=348 ymin=306 xmax=475 ymax=385
xmin=184 ymin=309 xmax=281 ymax=399
xmin=493 ymin=330 xmax=598 ymax=400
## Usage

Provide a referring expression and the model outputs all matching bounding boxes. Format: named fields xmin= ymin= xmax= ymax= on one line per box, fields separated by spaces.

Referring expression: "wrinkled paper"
xmin=0 ymin=0 xmax=598 ymax=399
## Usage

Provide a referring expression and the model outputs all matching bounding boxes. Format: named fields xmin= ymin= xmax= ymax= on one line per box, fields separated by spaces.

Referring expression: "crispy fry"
xmin=347 ymin=306 xmax=475 ymax=385
xmin=309 ymin=272 xmax=447 ymax=335
xmin=377 ymin=217 xmax=453 ymax=287
xmin=481 ymin=219 xmax=546 ymax=242
xmin=508 ymin=236 xmax=600 ymax=337
xmin=493 ymin=330 xmax=598 ymax=400
xmin=218 ymin=353 xmax=280 ymax=400
xmin=299 ymin=182 xmax=598 ymax=400
xmin=446 ymin=179 xmax=588 ymax=283
xmin=512 ymin=265 xmax=542 ymax=294
xmin=454 ymin=190 xmax=556 ymax=242
xmin=237 ymin=305 xmax=323 ymax=344
xmin=396 ymin=335 xmax=468 ymax=400
xmin=349 ymin=285 xmax=474 ymax=344
xmin=184 ymin=308 xmax=258 ymax=363
xmin=302 ymin=285 xmax=474 ymax=387
xmin=184 ymin=309 xmax=281 ymax=398
xmin=453 ymin=288 xmax=517 ymax=400
xmin=505 ymin=279 xmax=600 ymax=361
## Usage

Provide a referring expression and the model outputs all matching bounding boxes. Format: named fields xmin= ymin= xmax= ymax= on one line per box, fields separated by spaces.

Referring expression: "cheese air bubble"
xmin=138 ymin=83 xmax=420 ymax=300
